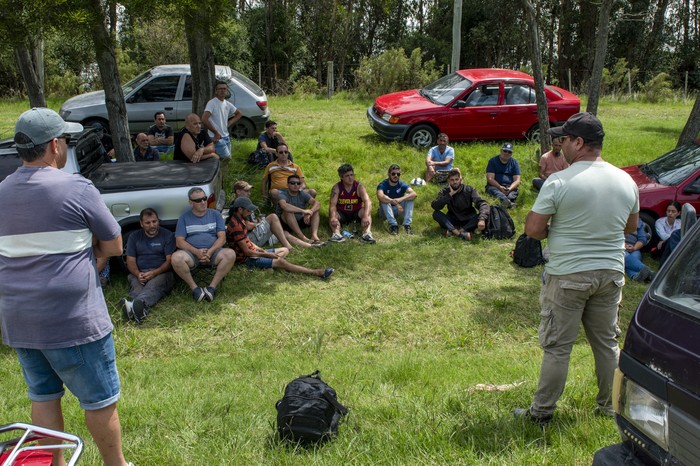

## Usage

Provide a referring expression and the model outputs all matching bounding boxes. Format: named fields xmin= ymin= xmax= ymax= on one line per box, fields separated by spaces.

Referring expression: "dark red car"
xmin=367 ymin=69 xmax=580 ymax=148
xmin=622 ymin=140 xmax=700 ymax=244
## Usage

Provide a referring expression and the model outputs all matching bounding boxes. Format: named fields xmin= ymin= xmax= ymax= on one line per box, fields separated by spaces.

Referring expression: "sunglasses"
xmin=288 ymin=181 xmax=301 ymax=186
xmin=390 ymin=172 xmax=401 ymax=176
xmin=59 ymin=134 xmax=72 ymax=144
xmin=190 ymin=197 xmax=208 ymax=203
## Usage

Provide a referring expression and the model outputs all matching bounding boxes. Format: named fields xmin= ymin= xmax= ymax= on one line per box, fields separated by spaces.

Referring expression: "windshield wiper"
xmin=419 ymin=89 xmax=435 ymax=103
xmin=640 ymin=163 xmax=659 ymax=182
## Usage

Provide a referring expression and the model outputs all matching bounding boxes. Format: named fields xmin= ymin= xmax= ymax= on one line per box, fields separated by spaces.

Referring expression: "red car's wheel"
xmin=408 ymin=125 xmax=436 ymax=148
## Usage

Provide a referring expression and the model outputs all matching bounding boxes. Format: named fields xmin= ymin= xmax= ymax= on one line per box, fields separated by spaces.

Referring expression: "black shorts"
xmin=337 ymin=210 xmax=361 ymax=225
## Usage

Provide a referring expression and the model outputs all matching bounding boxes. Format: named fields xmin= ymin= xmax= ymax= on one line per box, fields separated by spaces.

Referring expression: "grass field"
xmin=0 ymin=96 xmax=694 ymax=465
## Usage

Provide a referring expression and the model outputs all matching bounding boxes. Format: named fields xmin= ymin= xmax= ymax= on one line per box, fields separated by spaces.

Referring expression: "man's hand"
xmin=212 ymin=132 xmax=221 ymax=143
xmin=138 ymin=270 xmax=156 ymax=285
xmin=477 ymin=219 xmax=486 ymax=231
xmin=396 ymin=203 xmax=404 ymax=215
xmin=361 ymin=215 xmax=371 ymax=229
xmin=198 ymin=248 xmax=210 ymax=264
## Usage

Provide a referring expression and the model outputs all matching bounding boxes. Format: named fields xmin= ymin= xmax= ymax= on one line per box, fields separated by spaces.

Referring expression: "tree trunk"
xmin=184 ymin=12 xmax=215 ymax=116
xmin=521 ymin=0 xmax=550 ymax=154
xmin=639 ymin=0 xmax=671 ymax=76
xmin=86 ymin=0 xmax=132 ymax=162
xmin=677 ymin=95 xmax=700 ymax=146
xmin=586 ymin=0 xmax=614 ymax=115
xmin=14 ymin=35 xmax=46 ymax=108
xmin=451 ymin=0 xmax=462 ymax=73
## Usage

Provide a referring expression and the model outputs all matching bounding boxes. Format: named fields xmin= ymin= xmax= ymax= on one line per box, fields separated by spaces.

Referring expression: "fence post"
xmin=568 ymin=68 xmax=572 ymax=92
xmin=627 ymin=70 xmax=631 ymax=96
xmin=258 ymin=62 xmax=262 ymax=87
xmin=685 ymin=71 xmax=689 ymax=101
xmin=327 ymin=61 xmax=334 ymax=98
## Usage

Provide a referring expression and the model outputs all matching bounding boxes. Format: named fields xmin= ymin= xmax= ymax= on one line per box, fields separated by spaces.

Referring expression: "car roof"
xmin=455 ymin=68 xmax=534 ymax=82
xmin=149 ymin=64 xmax=233 ymax=79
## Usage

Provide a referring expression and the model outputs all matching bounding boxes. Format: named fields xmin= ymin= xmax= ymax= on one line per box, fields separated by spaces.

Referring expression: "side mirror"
xmin=452 ymin=100 xmax=467 ymax=109
xmin=683 ymin=178 xmax=700 ymax=194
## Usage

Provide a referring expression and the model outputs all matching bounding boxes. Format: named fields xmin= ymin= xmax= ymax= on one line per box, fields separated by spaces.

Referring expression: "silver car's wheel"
xmin=408 ymin=125 xmax=436 ymax=148
xmin=230 ymin=118 xmax=255 ymax=139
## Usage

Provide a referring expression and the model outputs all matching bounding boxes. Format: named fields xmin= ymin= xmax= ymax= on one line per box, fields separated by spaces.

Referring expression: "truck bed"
xmin=88 ymin=159 xmax=220 ymax=192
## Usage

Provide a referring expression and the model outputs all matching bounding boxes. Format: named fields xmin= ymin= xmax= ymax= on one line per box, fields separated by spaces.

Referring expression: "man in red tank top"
xmin=329 ymin=164 xmax=376 ymax=243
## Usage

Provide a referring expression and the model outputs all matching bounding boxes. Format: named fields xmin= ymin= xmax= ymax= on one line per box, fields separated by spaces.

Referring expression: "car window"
xmin=464 ymin=84 xmax=500 ymax=107
xmin=230 ymin=70 xmax=265 ymax=97
xmin=645 ymin=143 xmax=700 ymax=186
xmin=183 ymin=76 xmax=192 ymax=101
xmin=130 ymin=76 xmax=180 ymax=103
xmin=421 ymin=73 xmax=472 ymax=106
xmin=504 ymin=84 xmax=535 ymax=105
xmin=654 ymin=225 xmax=700 ymax=318
xmin=122 ymin=71 xmax=152 ymax=95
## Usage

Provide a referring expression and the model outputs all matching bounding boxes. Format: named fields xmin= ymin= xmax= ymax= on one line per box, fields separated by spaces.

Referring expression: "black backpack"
xmin=276 ymin=370 xmax=349 ymax=444
xmin=512 ymin=233 xmax=545 ymax=267
xmin=484 ymin=205 xmax=515 ymax=240
xmin=248 ymin=148 xmax=272 ymax=168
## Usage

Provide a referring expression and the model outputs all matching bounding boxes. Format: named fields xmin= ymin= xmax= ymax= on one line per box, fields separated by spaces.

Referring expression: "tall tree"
xmin=522 ymin=0 xmax=550 ymax=154
xmin=586 ymin=0 xmax=614 ymax=115
xmin=677 ymin=95 xmax=700 ymax=146
xmin=451 ymin=0 xmax=462 ymax=72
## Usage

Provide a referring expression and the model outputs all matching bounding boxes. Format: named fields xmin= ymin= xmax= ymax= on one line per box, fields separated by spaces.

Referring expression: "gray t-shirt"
xmin=0 ymin=166 xmax=121 ymax=349
xmin=533 ymin=161 xmax=639 ymax=275
xmin=175 ymin=209 xmax=224 ymax=249
xmin=276 ymin=189 xmax=311 ymax=217
xmin=126 ymin=227 xmax=175 ymax=271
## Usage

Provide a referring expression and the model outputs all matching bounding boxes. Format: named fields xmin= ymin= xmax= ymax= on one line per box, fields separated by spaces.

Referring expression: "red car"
xmin=367 ymin=69 xmax=580 ymax=148
xmin=622 ymin=140 xmax=700 ymax=244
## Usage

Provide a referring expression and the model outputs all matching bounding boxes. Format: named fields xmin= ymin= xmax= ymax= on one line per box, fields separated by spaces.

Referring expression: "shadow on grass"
xmin=639 ymin=125 xmax=681 ymax=136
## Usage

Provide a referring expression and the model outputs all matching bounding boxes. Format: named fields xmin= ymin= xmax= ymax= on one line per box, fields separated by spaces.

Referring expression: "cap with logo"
xmin=14 ymin=108 xmax=83 ymax=149
xmin=501 ymin=142 xmax=514 ymax=153
xmin=233 ymin=180 xmax=253 ymax=191
xmin=548 ymin=112 xmax=605 ymax=143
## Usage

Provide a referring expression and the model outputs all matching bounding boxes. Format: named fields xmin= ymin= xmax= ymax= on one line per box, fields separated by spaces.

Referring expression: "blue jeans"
xmin=15 ymin=333 xmax=121 ymax=410
xmin=214 ymin=136 xmax=231 ymax=159
xmin=485 ymin=185 xmax=518 ymax=203
xmin=379 ymin=200 xmax=414 ymax=227
xmin=624 ymin=250 xmax=645 ymax=279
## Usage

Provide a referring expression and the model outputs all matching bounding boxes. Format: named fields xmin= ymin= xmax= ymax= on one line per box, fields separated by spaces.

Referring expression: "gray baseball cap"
xmin=232 ymin=197 xmax=258 ymax=211
xmin=14 ymin=108 xmax=83 ymax=149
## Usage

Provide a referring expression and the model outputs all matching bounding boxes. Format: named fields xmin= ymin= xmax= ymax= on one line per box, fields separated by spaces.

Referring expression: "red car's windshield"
xmin=420 ymin=73 xmax=473 ymax=106
xmin=643 ymin=143 xmax=700 ymax=185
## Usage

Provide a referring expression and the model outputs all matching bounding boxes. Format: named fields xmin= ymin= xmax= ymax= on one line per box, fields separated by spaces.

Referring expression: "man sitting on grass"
xmin=227 ymin=197 xmax=333 ymax=279
xmin=171 ymin=188 xmax=236 ymax=302
xmin=277 ymin=174 xmax=324 ymax=245
xmin=329 ymin=163 xmax=376 ymax=243
xmin=121 ymin=208 xmax=175 ymax=323
xmin=376 ymin=163 xmax=417 ymax=235
xmin=431 ymin=168 xmax=489 ymax=241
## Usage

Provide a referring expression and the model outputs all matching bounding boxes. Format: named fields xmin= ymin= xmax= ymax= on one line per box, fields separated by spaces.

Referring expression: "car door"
xmin=675 ymin=168 xmax=700 ymax=213
xmin=500 ymin=82 xmax=538 ymax=138
xmin=444 ymin=82 xmax=504 ymax=140
xmin=125 ymin=74 xmax=181 ymax=133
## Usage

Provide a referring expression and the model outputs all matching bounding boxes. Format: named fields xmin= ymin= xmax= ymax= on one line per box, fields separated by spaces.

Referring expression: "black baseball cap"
xmin=548 ymin=112 xmax=605 ymax=143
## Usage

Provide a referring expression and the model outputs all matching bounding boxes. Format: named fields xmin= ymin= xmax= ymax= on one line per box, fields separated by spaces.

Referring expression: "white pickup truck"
xmin=0 ymin=129 xmax=226 ymax=262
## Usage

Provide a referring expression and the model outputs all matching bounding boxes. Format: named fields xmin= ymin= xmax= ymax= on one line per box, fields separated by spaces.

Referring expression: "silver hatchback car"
xmin=59 ymin=64 xmax=270 ymax=139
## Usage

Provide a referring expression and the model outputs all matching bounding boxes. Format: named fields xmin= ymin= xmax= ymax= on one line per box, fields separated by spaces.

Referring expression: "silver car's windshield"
xmin=421 ymin=73 xmax=473 ymax=106
xmin=122 ymin=71 xmax=153 ymax=95
xmin=654 ymin=223 xmax=700 ymax=318
xmin=230 ymin=70 xmax=265 ymax=98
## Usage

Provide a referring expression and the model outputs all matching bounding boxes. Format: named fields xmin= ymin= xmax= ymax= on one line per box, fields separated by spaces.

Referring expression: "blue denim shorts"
xmin=244 ymin=249 xmax=275 ymax=269
xmin=15 ymin=333 xmax=121 ymax=410
xmin=214 ymin=137 xmax=231 ymax=159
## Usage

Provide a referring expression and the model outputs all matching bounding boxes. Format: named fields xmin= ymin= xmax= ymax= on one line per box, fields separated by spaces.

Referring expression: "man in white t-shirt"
xmin=202 ymin=81 xmax=242 ymax=159
xmin=514 ymin=112 xmax=639 ymax=425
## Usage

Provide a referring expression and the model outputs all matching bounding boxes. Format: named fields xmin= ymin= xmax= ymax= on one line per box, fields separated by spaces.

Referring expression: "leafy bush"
xmin=354 ymin=48 xmax=441 ymax=97
xmin=46 ymin=70 xmax=82 ymax=98
xmin=640 ymin=72 xmax=674 ymax=102
xmin=601 ymin=58 xmax=639 ymax=96
xmin=292 ymin=76 xmax=321 ymax=96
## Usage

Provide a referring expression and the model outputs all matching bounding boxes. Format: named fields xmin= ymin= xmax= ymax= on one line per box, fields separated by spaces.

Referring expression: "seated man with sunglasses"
xmin=276 ymin=174 xmax=324 ymax=245
xmin=377 ymin=164 xmax=417 ymax=235
xmin=171 ymin=188 xmax=236 ymax=302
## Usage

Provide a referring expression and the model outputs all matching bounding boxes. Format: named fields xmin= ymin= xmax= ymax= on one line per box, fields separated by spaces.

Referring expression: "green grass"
xmin=0 ymin=96 xmax=693 ymax=465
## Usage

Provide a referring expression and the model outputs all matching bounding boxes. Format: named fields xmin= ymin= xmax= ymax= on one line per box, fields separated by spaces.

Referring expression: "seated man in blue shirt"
xmin=485 ymin=142 xmax=521 ymax=208
xmin=376 ymin=164 xmax=417 ymax=235
xmin=171 ymin=188 xmax=236 ymax=302
xmin=425 ymin=133 xmax=454 ymax=183
xmin=121 ymin=208 xmax=175 ymax=322
xmin=132 ymin=133 xmax=160 ymax=162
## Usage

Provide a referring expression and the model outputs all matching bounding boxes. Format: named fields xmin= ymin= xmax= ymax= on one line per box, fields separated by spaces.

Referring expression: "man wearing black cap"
xmin=485 ymin=142 xmax=521 ymax=208
xmin=514 ymin=112 xmax=640 ymax=425
xmin=226 ymin=197 xmax=334 ymax=279
xmin=0 ymin=108 xmax=130 ymax=465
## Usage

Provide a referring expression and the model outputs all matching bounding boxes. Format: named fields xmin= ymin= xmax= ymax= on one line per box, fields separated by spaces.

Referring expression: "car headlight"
xmin=59 ymin=109 xmax=71 ymax=119
xmin=381 ymin=113 xmax=399 ymax=124
xmin=620 ymin=377 xmax=669 ymax=450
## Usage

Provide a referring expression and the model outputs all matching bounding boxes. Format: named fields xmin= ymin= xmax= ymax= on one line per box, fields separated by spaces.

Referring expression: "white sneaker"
xmin=329 ymin=233 xmax=345 ymax=242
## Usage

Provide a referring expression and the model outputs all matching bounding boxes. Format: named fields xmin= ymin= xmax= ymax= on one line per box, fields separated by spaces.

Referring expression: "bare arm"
xmin=227 ymin=109 xmax=243 ymax=127
xmin=329 ymin=184 xmax=340 ymax=219
xmin=209 ymin=230 xmax=228 ymax=253
xmin=358 ymin=183 xmax=373 ymax=214
xmin=625 ymin=212 xmax=640 ymax=234
xmin=508 ymin=175 xmax=522 ymax=190
xmin=93 ymin=236 xmax=122 ymax=258
xmin=126 ymin=256 xmax=141 ymax=277
xmin=524 ymin=211 xmax=552 ymax=240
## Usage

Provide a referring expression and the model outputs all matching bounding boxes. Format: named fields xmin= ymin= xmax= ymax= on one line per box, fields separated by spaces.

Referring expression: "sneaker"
xmin=596 ymin=404 xmax=615 ymax=418
xmin=132 ymin=299 xmax=148 ymax=324
xmin=203 ymin=286 xmax=216 ymax=302
xmin=321 ymin=268 xmax=334 ymax=280
xmin=311 ymin=241 xmax=327 ymax=247
xmin=330 ymin=233 xmax=346 ymax=242
xmin=501 ymin=198 xmax=513 ymax=209
xmin=389 ymin=225 xmax=399 ymax=235
xmin=513 ymin=408 xmax=552 ymax=425
xmin=192 ymin=287 xmax=206 ymax=303
xmin=404 ymin=225 xmax=414 ymax=235
xmin=360 ymin=232 xmax=376 ymax=244
xmin=444 ymin=230 xmax=453 ymax=238
xmin=120 ymin=298 xmax=134 ymax=321
xmin=457 ymin=231 xmax=471 ymax=241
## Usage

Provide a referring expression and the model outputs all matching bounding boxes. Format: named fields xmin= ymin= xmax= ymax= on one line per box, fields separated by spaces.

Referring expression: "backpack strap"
xmin=322 ymin=389 xmax=349 ymax=416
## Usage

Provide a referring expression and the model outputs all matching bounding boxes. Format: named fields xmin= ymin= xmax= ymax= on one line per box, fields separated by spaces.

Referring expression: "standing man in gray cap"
xmin=514 ymin=112 xmax=639 ymax=425
xmin=485 ymin=142 xmax=521 ymax=208
xmin=0 ymin=108 xmax=130 ymax=465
